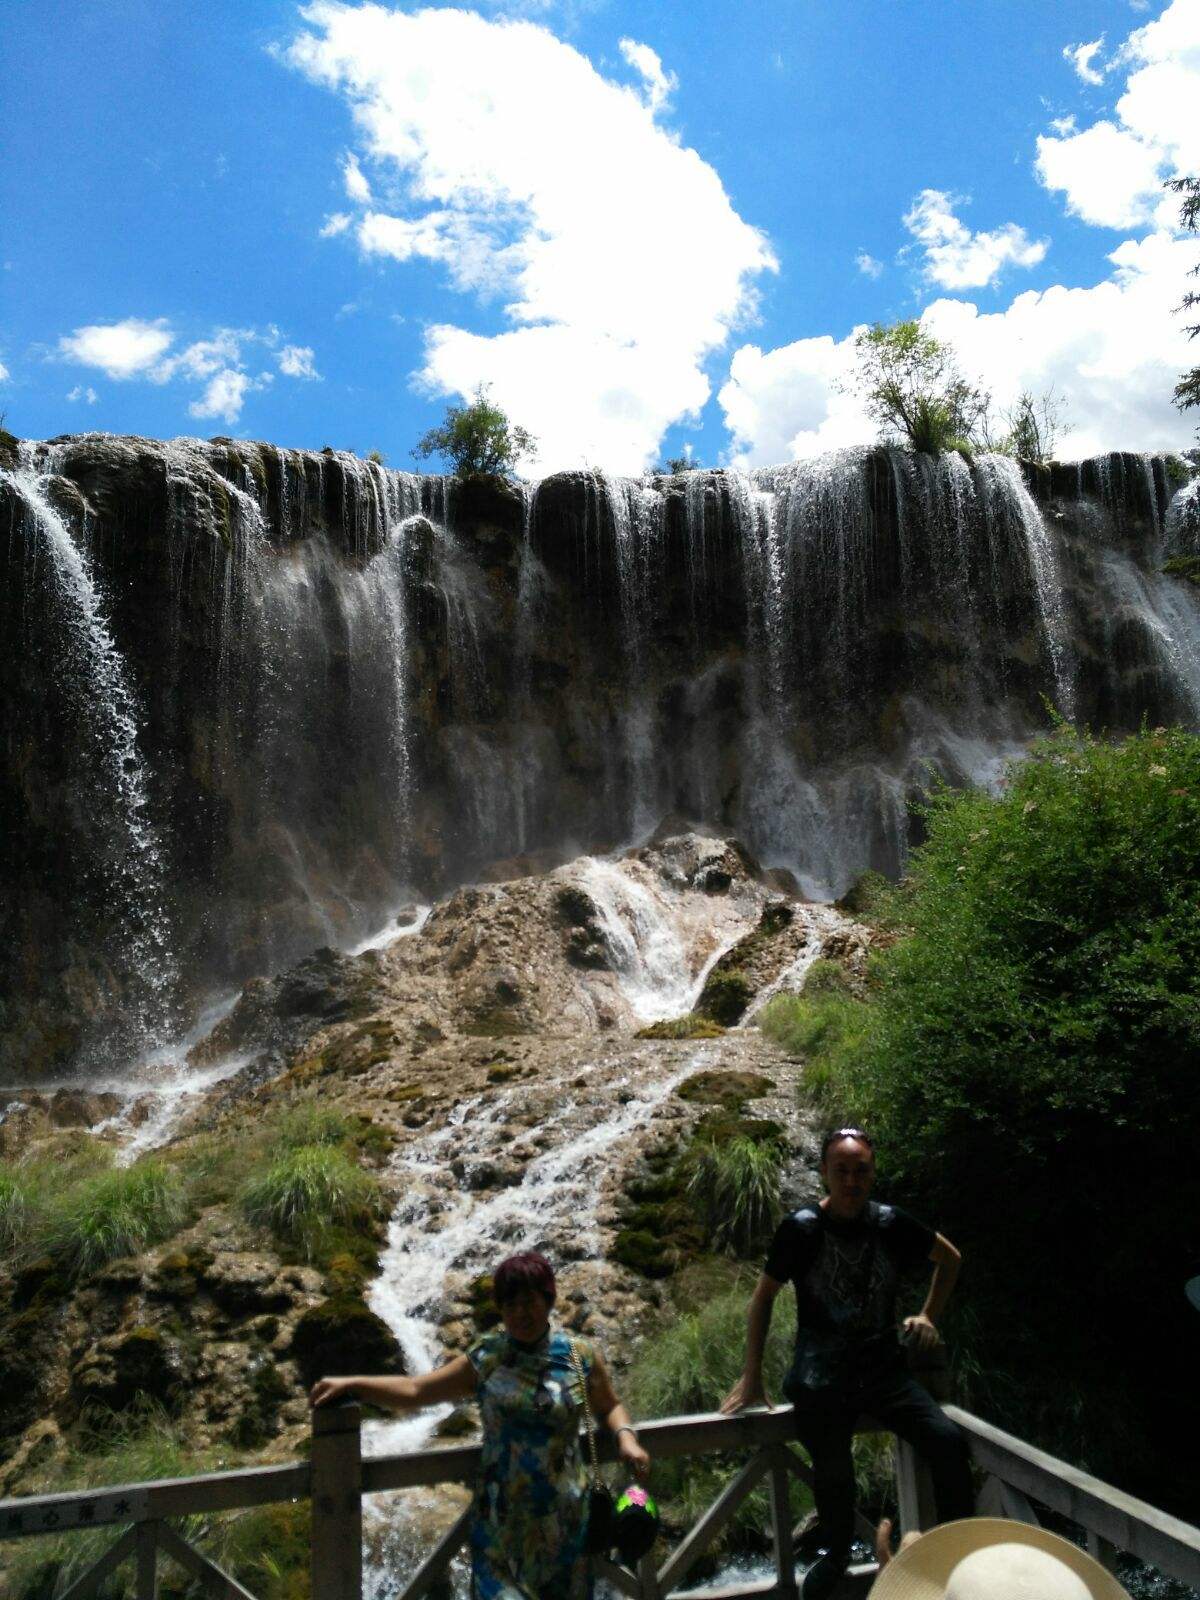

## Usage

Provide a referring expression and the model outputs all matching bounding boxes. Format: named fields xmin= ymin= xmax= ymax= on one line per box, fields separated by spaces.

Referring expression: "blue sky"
xmin=2 ymin=0 xmax=1197 ymax=473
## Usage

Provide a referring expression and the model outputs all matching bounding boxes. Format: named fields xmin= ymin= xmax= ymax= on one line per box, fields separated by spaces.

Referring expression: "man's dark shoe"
xmin=801 ymin=1551 xmax=848 ymax=1599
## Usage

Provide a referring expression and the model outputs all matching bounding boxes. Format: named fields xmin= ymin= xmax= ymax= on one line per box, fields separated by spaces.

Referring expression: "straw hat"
xmin=869 ymin=1518 xmax=1130 ymax=1599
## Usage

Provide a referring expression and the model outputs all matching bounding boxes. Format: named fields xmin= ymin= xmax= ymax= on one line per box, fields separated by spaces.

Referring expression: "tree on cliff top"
xmin=849 ymin=320 xmax=990 ymax=455
xmin=413 ymin=386 xmax=537 ymax=479
xmin=1169 ymin=176 xmax=1200 ymax=428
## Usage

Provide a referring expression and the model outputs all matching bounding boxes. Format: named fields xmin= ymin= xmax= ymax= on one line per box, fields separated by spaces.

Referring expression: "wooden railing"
xmin=2 ymin=1403 xmax=1198 ymax=1599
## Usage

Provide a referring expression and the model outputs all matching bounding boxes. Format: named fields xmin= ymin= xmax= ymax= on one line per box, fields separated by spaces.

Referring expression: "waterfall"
xmin=3 ymin=434 xmax=1198 ymax=1073
xmin=2 ymin=447 xmax=179 ymax=1052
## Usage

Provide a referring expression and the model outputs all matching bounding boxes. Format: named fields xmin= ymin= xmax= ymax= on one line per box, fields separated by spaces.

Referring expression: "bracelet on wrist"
xmin=615 ymin=1424 xmax=638 ymax=1439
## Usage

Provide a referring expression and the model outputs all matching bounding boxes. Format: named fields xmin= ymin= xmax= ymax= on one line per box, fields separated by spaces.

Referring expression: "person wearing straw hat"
xmin=722 ymin=1127 xmax=974 ymax=1600
xmin=868 ymin=1516 xmax=1131 ymax=1598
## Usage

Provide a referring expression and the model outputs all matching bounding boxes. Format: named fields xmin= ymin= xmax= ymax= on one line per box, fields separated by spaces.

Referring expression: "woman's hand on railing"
xmin=310 ymin=1376 xmax=359 ymax=1409
xmin=719 ymin=1373 xmax=773 ymax=1414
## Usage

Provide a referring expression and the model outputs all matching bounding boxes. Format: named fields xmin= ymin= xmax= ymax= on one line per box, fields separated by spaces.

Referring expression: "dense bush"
xmin=771 ymin=726 xmax=1200 ymax=1504
xmin=45 ymin=1162 xmax=188 ymax=1278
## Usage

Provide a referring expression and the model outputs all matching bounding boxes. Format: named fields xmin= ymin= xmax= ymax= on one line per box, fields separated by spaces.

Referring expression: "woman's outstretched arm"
xmin=310 ymin=1355 xmax=476 ymax=1413
xmin=587 ymin=1347 xmax=651 ymax=1481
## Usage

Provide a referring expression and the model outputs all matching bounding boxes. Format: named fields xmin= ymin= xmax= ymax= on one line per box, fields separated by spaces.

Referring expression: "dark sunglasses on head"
xmin=821 ymin=1126 xmax=875 ymax=1158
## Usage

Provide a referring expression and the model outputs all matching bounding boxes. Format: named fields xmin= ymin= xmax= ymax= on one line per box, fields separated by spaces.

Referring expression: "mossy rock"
xmin=676 ymin=1071 xmax=775 ymax=1109
xmin=231 ymin=1357 xmax=291 ymax=1448
xmin=76 ymin=1325 xmax=189 ymax=1413
xmin=636 ymin=1013 xmax=725 ymax=1040
xmin=387 ymin=1084 xmax=426 ymax=1103
xmin=694 ymin=1111 xmax=785 ymax=1151
xmin=0 ymin=428 xmax=19 ymax=471
xmin=467 ymin=1273 xmax=501 ymax=1330
xmin=835 ymin=870 xmax=891 ymax=918
xmin=1164 ymin=554 xmax=1200 ymax=587
xmin=612 ymin=1228 xmax=676 ymax=1279
xmin=12 ymin=1256 xmax=72 ymax=1310
xmin=554 ymin=885 xmax=596 ymax=926
xmin=152 ymin=1246 xmax=215 ymax=1300
xmin=486 ymin=1062 xmax=522 ymax=1084
xmin=290 ymin=1297 xmax=404 ymax=1388
xmin=695 ymin=969 xmax=754 ymax=1026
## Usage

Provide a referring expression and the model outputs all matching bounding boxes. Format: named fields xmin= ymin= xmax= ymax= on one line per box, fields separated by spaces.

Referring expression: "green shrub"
xmin=687 ymin=1137 xmax=783 ymax=1256
xmin=240 ymin=1145 xmax=381 ymax=1260
xmin=814 ymin=726 xmax=1200 ymax=1501
xmin=272 ymin=1101 xmax=354 ymax=1150
xmin=43 ymin=1161 xmax=188 ymax=1279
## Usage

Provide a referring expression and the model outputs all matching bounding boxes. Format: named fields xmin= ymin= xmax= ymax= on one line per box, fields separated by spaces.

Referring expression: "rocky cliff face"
xmin=2 ymin=433 xmax=1198 ymax=1077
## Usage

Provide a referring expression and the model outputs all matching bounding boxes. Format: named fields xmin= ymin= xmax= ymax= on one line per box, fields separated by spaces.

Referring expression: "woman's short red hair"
xmin=493 ymin=1251 xmax=556 ymax=1306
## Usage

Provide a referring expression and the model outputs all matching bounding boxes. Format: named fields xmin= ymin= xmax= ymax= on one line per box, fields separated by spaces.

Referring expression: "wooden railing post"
xmin=135 ymin=1520 xmax=158 ymax=1599
xmin=311 ymin=1402 xmax=363 ymax=1600
xmin=895 ymin=1439 xmax=937 ymax=1537
xmin=769 ymin=1445 xmax=798 ymax=1596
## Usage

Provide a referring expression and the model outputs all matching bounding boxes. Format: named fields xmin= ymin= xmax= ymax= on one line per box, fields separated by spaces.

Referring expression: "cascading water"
xmin=3 ymin=433 xmax=1199 ymax=1075
xmin=2 ymin=446 xmax=179 ymax=1056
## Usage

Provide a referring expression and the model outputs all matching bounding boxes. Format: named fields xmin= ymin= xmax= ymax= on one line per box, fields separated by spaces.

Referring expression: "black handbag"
xmin=570 ymin=1339 xmax=615 ymax=1555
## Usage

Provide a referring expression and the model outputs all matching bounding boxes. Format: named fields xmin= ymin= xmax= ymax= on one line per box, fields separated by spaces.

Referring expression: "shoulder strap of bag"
xmin=568 ymin=1338 xmax=601 ymax=1488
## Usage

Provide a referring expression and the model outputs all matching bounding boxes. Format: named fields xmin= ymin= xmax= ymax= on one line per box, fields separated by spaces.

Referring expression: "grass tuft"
xmin=41 ymin=1161 xmax=188 ymax=1279
xmin=240 ymin=1144 xmax=381 ymax=1261
xmin=687 ymin=1136 xmax=783 ymax=1256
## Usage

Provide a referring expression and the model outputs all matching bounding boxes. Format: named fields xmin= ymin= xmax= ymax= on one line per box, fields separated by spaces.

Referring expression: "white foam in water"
xmin=348 ymin=905 xmax=433 ymax=958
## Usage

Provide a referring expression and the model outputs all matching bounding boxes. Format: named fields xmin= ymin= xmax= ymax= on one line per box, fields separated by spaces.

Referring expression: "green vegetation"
xmin=766 ymin=726 xmax=1200 ymax=1501
xmin=612 ymin=1070 xmax=785 ymax=1279
xmin=759 ymin=961 xmax=871 ymax=1101
xmin=1164 ymin=553 xmax=1200 ymax=586
xmin=849 ymin=321 xmax=988 ymax=455
xmin=413 ymin=384 xmax=537 ymax=479
xmin=635 ymin=1012 xmax=725 ymax=1039
xmin=687 ymin=1137 xmax=782 ymax=1256
xmin=0 ymin=1405 xmax=311 ymax=1599
xmin=0 ymin=1148 xmax=186 ymax=1282
xmin=240 ymin=1145 xmax=382 ymax=1262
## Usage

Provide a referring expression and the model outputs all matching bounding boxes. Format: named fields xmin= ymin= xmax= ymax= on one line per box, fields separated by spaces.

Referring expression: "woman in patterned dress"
xmin=310 ymin=1251 xmax=651 ymax=1599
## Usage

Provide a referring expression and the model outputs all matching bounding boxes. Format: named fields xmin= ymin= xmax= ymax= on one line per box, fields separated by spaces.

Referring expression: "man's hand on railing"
xmin=719 ymin=1373 xmax=773 ymax=1414
xmin=901 ymin=1313 xmax=941 ymax=1354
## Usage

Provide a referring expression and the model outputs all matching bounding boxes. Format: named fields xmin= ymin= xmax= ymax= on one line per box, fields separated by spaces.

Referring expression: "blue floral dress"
xmin=467 ymin=1328 xmax=595 ymax=1600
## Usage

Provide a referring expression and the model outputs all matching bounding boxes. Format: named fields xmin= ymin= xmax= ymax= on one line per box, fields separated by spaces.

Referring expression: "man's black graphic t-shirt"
xmin=764 ymin=1201 xmax=934 ymax=1389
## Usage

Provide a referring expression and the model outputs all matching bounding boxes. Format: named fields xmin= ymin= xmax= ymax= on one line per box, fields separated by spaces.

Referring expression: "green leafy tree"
xmin=991 ymin=387 xmax=1069 ymax=464
xmin=849 ymin=320 xmax=990 ymax=454
xmin=1168 ymin=176 xmax=1200 ymax=424
xmin=413 ymin=385 xmax=537 ymax=479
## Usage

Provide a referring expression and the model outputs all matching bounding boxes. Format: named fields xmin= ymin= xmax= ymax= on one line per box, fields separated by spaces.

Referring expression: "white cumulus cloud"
xmin=903 ymin=190 xmax=1048 ymax=290
xmin=1037 ymin=0 xmax=1200 ymax=229
xmin=0 ymin=360 xmax=10 ymax=384
xmin=58 ymin=318 xmax=174 ymax=380
xmin=1064 ymin=36 xmax=1107 ymax=85
xmin=189 ymin=370 xmax=257 ymax=424
xmin=278 ymin=344 xmax=320 ymax=378
xmin=286 ymin=2 xmax=776 ymax=473
xmin=720 ymin=230 xmax=1197 ymax=467
xmin=320 ymin=211 xmax=353 ymax=237
xmin=618 ymin=37 xmax=677 ymax=114
xmin=855 ymin=252 xmax=884 ymax=279
xmin=57 ymin=319 xmax=318 ymax=424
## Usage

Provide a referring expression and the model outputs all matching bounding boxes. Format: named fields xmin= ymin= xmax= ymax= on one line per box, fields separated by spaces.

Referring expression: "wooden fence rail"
xmin=2 ymin=1404 xmax=1198 ymax=1599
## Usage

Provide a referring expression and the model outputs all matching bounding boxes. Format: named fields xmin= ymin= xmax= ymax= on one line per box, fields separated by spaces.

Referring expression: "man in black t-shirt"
xmin=721 ymin=1127 xmax=974 ymax=1600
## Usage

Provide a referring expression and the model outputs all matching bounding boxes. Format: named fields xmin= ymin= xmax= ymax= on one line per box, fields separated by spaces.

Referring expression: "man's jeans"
xmin=784 ymin=1363 xmax=974 ymax=1560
